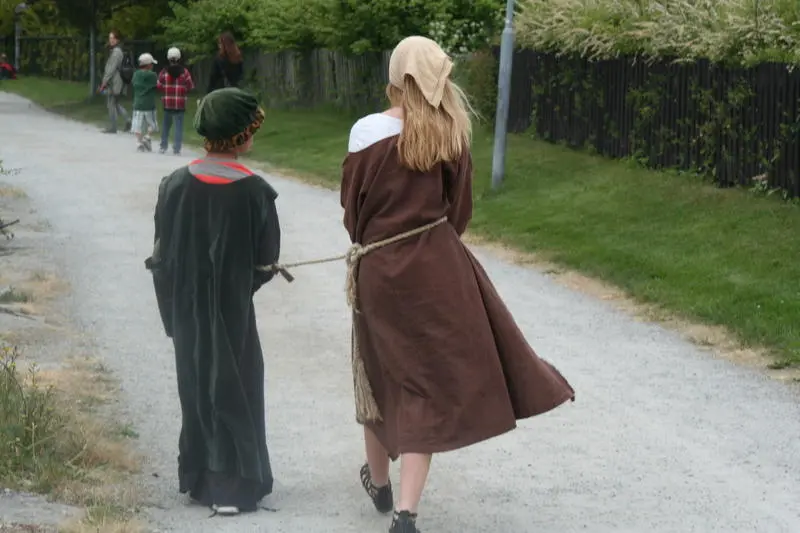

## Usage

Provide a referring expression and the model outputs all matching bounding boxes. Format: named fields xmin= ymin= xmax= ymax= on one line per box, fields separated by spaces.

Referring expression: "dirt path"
xmin=1 ymin=92 xmax=799 ymax=533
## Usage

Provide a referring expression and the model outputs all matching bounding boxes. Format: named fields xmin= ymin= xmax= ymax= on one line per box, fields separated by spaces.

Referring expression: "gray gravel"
xmin=1 ymin=91 xmax=799 ymax=533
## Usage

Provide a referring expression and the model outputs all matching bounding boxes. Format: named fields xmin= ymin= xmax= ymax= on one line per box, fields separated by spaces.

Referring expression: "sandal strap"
xmin=360 ymin=463 xmax=391 ymax=497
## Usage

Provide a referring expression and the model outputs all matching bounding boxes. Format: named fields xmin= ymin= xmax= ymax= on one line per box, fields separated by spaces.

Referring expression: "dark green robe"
xmin=145 ymin=159 xmax=281 ymax=511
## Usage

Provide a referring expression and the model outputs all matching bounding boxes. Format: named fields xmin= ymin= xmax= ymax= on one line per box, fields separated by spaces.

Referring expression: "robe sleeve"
xmin=446 ymin=148 xmax=474 ymax=236
xmin=340 ymin=155 xmax=361 ymax=243
xmin=145 ymin=176 xmax=175 ymax=338
xmin=253 ymin=185 xmax=281 ymax=292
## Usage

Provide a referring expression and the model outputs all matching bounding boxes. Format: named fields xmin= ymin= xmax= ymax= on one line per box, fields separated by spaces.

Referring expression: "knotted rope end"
xmin=260 ymin=264 xmax=295 ymax=282
xmin=276 ymin=266 xmax=295 ymax=283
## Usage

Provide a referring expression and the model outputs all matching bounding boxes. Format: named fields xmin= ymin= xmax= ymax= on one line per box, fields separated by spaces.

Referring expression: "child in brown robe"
xmin=340 ymin=36 xmax=576 ymax=533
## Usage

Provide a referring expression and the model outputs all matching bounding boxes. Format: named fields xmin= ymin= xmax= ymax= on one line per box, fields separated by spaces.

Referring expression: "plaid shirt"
xmin=157 ymin=67 xmax=195 ymax=111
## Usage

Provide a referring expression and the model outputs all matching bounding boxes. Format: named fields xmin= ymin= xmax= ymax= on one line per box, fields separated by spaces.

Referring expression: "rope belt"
xmin=258 ymin=216 xmax=449 ymax=310
xmin=257 ymin=216 xmax=449 ymax=423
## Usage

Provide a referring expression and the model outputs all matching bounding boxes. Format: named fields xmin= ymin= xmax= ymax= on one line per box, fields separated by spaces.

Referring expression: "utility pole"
xmin=89 ymin=0 xmax=97 ymax=97
xmin=490 ymin=0 xmax=516 ymax=190
xmin=13 ymin=3 xmax=29 ymax=71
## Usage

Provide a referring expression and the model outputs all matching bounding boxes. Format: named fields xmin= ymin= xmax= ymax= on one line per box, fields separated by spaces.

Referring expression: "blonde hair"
xmin=387 ymin=75 xmax=474 ymax=172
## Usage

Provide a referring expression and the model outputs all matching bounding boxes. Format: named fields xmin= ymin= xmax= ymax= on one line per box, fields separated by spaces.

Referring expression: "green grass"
xmin=4 ymin=76 xmax=800 ymax=367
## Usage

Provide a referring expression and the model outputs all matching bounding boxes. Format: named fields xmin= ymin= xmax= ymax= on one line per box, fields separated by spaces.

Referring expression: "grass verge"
xmin=4 ymin=76 xmax=800 ymax=369
xmin=0 ymin=344 xmax=143 ymax=532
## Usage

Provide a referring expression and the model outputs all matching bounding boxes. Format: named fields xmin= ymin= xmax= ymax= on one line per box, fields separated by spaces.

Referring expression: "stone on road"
xmin=1 ymin=92 xmax=799 ymax=533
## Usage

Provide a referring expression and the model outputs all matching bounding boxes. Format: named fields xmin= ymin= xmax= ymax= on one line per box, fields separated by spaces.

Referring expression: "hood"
xmin=167 ymin=63 xmax=185 ymax=79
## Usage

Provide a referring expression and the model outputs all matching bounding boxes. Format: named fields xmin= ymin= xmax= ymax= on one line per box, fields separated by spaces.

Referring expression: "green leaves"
xmin=157 ymin=0 xmax=505 ymax=58
xmin=12 ymin=0 xmax=506 ymax=60
xmin=159 ymin=0 xmax=259 ymax=55
xmin=516 ymin=0 xmax=800 ymax=67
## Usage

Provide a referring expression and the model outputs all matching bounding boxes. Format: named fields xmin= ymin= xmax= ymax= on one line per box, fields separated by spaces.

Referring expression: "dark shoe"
xmin=102 ymin=128 xmax=117 ymax=134
xmin=390 ymin=511 xmax=420 ymax=533
xmin=360 ymin=463 xmax=393 ymax=514
xmin=124 ymin=120 xmax=132 ymax=132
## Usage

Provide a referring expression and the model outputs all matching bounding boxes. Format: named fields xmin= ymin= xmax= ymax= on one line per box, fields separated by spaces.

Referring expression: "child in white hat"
xmin=131 ymin=53 xmax=159 ymax=151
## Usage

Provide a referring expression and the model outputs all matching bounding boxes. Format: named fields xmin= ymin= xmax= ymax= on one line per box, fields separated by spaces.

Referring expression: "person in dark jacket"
xmin=206 ymin=32 xmax=244 ymax=93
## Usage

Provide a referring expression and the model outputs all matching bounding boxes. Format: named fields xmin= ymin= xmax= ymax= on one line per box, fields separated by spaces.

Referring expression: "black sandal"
xmin=390 ymin=510 xmax=420 ymax=533
xmin=360 ymin=463 xmax=393 ymax=514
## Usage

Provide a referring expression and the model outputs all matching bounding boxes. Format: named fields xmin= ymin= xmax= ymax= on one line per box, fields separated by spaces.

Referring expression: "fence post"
xmin=13 ymin=3 xmax=30 ymax=71
xmin=89 ymin=0 xmax=97 ymax=98
xmin=491 ymin=0 xmax=516 ymax=190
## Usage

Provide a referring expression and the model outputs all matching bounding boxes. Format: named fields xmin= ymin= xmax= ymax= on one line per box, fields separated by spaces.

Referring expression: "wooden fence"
xmin=192 ymin=49 xmax=393 ymax=113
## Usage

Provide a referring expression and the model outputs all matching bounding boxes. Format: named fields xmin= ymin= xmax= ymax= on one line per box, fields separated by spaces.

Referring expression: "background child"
xmin=0 ymin=53 xmax=17 ymax=80
xmin=157 ymin=47 xmax=195 ymax=155
xmin=131 ymin=53 xmax=159 ymax=152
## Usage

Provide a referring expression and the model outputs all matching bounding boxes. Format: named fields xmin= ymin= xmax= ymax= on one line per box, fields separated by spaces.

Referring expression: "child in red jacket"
xmin=157 ymin=47 xmax=195 ymax=155
xmin=0 ymin=54 xmax=17 ymax=80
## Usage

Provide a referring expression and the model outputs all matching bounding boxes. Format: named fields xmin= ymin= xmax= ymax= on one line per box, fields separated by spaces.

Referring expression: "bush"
xmin=0 ymin=344 xmax=125 ymax=492
xmin=516 ymin=0 xmax=800 ymax=67
xmin=455 ymin=50 xmax=499 ymax=124
xmin=0 ymin=344 xmax=67 ymax=490
xmin=158 ymin=0 xmax=506 ymax=58
xmin=159 ymin=0 xmax=262 ymax=56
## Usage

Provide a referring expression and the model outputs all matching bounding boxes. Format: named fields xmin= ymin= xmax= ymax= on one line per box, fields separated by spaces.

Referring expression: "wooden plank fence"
xmin=192 ymin=49 xmax=393 ymax=112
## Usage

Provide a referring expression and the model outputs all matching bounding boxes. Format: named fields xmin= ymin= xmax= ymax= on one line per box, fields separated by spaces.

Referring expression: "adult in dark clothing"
xmin=144 ymin=88 xmax=280 ymax=516
xmin=206 ymin=32 xmax=244 ymax=93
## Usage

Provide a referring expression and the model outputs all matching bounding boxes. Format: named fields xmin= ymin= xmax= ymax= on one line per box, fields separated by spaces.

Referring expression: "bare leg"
xmin=364 ymin=426 xmax=390 ymax=486
xmin=397 ymin=453 xmax=432 ymax=514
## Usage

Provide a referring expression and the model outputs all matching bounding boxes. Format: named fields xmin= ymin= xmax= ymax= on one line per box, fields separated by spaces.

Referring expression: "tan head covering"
xmin=388 ymin=36 xmax=453 ymax=108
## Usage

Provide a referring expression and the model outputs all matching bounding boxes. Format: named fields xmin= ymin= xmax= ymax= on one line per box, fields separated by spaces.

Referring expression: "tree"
xmin=51 ymin=0 xmax=180 ymax=38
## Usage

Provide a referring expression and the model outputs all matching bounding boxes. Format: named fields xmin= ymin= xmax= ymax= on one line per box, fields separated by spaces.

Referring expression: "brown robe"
xmin=341 ymin=134 xmax=575 ymax=460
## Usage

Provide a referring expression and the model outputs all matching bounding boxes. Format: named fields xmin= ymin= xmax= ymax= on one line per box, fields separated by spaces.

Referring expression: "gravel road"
xmin=1 ymin=91 xmax=799 ymax=533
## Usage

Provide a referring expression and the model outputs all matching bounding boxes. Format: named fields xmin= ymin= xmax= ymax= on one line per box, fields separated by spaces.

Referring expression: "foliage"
xmin=49 ymin=0 xmax=182 ymax=36
xmin=453 ymin=50 xmax=498 ymax=123
xmin=158 ymin=0 xmax=504 ymax=58
xmin=101 ymin=0 xmax=179 ymax=40
xmin=426 ymin=0 xmax=505 ymax=57
xmin=0 ymin=0 xmax=75 ymax=38
xmin=516 ymin=0 xmax=800 ymax=67
xmin=0 ymin=0 xmax=17 ymax=36
xmin=0 ymin=343 xmax=67 ymax=490
xmin=159 ymin=0 xmax=260 ymax=55
xmin=248 ymin=0 xmax=329 ymax=51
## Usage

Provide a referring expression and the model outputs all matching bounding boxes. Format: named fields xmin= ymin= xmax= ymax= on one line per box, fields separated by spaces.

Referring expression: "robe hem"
xmin=366 ymin=389 xmax=575 ymax=461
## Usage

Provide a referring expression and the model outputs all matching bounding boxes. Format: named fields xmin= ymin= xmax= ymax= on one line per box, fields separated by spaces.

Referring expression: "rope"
xmin=257 ymin=216 xmax=449 ymax=424
xmin=258 ymin=215 xmax=449 ymax=310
